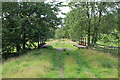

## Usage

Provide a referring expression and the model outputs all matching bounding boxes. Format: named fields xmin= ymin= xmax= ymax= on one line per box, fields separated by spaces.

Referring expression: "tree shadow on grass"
xmin=2 ymin=45 xmax=56 ymax=61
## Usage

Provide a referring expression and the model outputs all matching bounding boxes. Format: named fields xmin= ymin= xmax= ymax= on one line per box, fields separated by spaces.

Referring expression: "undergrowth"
xmin=2 ymin=39 xmax=118 ymax=78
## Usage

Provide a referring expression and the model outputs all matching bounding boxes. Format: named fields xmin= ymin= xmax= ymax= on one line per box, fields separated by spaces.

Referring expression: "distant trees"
xmin=2 ymin=2 xmax=61 ymax=53
xmin=55 ymin=28 xmax=65 ymax=39
xmin=57 ymin=2 xmax=119 ymax=46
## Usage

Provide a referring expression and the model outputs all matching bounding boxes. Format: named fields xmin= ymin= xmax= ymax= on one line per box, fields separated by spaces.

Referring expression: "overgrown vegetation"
xmin=2 ymin=39 xmax=118 ymax=78
xmin=1 ymin=1 xmax=119 ymax=78
xmin=55 ymin=2 xmax=119 ymax=46
xmin=2 ymin=2 xmax=62 ymax=53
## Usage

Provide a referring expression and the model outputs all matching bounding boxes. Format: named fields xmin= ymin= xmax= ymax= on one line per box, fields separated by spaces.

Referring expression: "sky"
xmin=45 ymin=0 xmax=71 ymax=27
xmin=45 ymin=0 xmax=71 ymax=18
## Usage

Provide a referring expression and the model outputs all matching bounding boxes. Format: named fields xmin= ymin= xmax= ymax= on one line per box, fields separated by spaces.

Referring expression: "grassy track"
xmin=2 ymin=39 xmax=118 ymax=78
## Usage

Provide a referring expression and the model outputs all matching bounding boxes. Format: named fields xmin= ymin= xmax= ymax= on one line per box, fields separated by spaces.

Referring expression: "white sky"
xmin=45 ymin=0 xmax=71 ymax=18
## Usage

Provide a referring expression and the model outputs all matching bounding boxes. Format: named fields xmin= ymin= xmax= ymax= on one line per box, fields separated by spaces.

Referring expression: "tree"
xmin=62 ymin=2 xmax=119 ymax=46
xmin=2 ymin=2 xmax=61 ymax=53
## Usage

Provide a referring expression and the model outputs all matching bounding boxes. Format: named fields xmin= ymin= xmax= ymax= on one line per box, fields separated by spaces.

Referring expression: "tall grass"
xmin=0 ymin=64 xmax=2 ymax=79
xmin=2 ymin=39 xmax=118 ymax=78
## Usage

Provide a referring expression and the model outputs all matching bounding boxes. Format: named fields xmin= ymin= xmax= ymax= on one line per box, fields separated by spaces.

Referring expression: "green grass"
xmin=97 ymin=41 xmax=118 ymax=47
xmin=0 ymin=63 xmax=2 ymax=79
xmin=2 ymin=39 xmax=118 ymax=78
xmin=47 ymin=39 xmax=77 ymax=50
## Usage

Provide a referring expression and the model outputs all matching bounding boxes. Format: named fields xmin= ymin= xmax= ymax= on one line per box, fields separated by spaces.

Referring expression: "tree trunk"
xmin=23 ymin=41 xmax=26 ymax=49
xmin=23 ymin=30 xmax=26 ymax=49
xmin=38 ymin=41 xmax=40 ymax=48
xmin=86 ymin=3 xmax=91 ymax=46
xmin=93 ymin=8 xmax=102 ymax=44
xmin=38 ymin=36 xmax=40 ymax=48
xmin=92 ymin=2 xmax=102 ymax=45
xmin=16 ymin=43 xmax=21 ymax=52
xmin=92 ymin=9 xmax=97 ymax=44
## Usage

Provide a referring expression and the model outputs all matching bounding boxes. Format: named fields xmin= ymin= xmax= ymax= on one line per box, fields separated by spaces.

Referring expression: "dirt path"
xmin=59 ymin=65 xmax=64 ymax=78
xmin=57 ymin=56 xmax=65 ymax=78
xmin=56 ymin=48 xmax=72 ymax=51
xmin=55 ymin=51 xmax=65 ymax=78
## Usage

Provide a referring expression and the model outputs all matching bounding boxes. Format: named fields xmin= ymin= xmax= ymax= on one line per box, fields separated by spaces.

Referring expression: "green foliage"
xmin=97 ymin=30 xmax=119 ymax=46
xmin=63 ymin=7 xmax=87 ymax=40
xmin=55 ymin=28 xmax=65 ymax=39
xmin=2 ymin=2 xmax=61 ymax=53
xmin=58 ymin=2 xmax=119 ymax=46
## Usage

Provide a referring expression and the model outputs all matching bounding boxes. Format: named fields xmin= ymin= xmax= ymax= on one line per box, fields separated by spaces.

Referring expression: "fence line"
xmin=89 ymin=43 xmax=119 ymax=55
